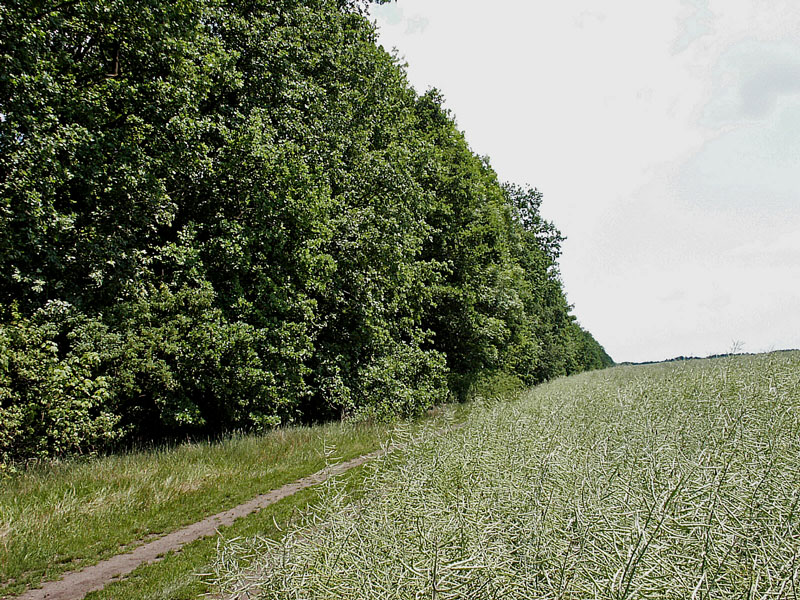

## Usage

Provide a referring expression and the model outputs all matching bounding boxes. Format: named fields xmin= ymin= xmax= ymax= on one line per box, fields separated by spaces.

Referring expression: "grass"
xmin=84 ymin=411 xmax=462 ymax=600
xmin=0 ymin=404 xmax=464 ymax=598
xmin=212 ymin=351 xmax=800 ymax=599
xmin=84 ymin=463 xmax=374 ymax=600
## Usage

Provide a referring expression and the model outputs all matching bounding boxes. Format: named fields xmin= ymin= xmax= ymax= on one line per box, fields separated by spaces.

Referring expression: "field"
xmin=213 ymin=352 xmax=800 ymax=599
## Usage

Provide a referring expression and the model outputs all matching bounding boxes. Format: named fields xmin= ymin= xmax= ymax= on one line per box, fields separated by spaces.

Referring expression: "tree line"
xmin=0 ymin=0 xmax=612 ymax=461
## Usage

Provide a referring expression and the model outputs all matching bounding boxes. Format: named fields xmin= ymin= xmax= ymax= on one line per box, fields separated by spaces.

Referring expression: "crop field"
xmin=213 ymin=352 xmax=800 ymax=599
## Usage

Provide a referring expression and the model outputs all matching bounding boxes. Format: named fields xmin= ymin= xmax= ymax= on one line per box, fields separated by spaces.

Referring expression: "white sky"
xmin=370 ymin=0 xmax=800 ymax=363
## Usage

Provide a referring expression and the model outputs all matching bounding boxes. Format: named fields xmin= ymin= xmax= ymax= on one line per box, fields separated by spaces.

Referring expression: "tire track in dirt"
xmin=12 ymin=445 xmax=398 ymax=600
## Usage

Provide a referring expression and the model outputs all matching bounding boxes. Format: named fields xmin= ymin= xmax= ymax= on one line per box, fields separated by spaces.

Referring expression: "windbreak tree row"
xmin=0 ymin=0 xmax=612 ymax=461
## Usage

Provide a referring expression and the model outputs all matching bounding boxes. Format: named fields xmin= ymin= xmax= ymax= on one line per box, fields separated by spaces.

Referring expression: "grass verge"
xmin=85 ymin=464 xmax=372 ymax=600
xmin=0 ymin=403 xmax=465 ymax=598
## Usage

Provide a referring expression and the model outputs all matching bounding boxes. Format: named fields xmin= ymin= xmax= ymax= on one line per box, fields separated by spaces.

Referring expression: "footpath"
xmin=14 ymin=445 xmax=395 ymax=600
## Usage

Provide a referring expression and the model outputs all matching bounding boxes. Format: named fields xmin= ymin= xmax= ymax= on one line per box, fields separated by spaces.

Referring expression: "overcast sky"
xmin=370 ymin=0 xmax=800 ymax=363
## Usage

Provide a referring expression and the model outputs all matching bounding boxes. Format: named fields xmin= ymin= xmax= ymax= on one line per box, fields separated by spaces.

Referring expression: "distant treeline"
xmin=619 ymin=349 xmax=798 ymax=366
xmin=0 ymin=0 xmax=612 ymax=461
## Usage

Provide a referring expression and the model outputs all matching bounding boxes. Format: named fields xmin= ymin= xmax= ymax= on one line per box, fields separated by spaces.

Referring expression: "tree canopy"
xmin=0 ymin=0 xmax=612 ymax=461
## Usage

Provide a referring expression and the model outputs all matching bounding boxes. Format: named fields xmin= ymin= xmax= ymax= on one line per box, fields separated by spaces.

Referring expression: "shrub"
xmin=0 ymin=302 xmax=121 ymax=462
xmin=110 ymin=284 xmax=306 ymax=437
xmin=349 ymin=342 xmax=449 ymax=421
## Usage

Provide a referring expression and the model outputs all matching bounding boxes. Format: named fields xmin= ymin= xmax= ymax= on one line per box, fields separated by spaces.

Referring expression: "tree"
xmin=0 ymin=0 xmax=611 ymax=461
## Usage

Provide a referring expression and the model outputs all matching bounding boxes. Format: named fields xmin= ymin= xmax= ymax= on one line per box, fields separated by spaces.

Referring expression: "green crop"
xmin=212 ymin=352 xmax=800 ymax=599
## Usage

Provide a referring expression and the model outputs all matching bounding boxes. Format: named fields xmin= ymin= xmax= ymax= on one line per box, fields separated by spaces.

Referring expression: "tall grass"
xmin=212 ymin=352 xmax=800 ymax=599
xmin=0 ymin=419 xmax=401 ymax=596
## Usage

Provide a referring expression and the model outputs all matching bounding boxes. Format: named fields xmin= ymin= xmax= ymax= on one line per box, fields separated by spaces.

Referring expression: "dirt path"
xmin=14 ymin=445 xmax=395 ymax=600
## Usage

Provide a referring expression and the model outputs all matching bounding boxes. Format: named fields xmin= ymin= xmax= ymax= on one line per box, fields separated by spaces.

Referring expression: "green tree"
xmin=0 ymin=0 xmax=611 ymax=460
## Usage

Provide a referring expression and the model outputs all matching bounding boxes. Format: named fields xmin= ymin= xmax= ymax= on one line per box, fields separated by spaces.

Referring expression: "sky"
xmin=370 ymin=0 xmax=800 ymax=363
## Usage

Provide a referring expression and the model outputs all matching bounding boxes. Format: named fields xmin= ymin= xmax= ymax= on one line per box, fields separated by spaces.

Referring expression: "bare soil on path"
xmin=11 ymin=445 xmax=394 ymax=600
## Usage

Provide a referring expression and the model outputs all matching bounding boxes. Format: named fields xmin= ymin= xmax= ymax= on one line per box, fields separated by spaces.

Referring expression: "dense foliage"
xmin=0 ymin=0 xmax=611 ymax=461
